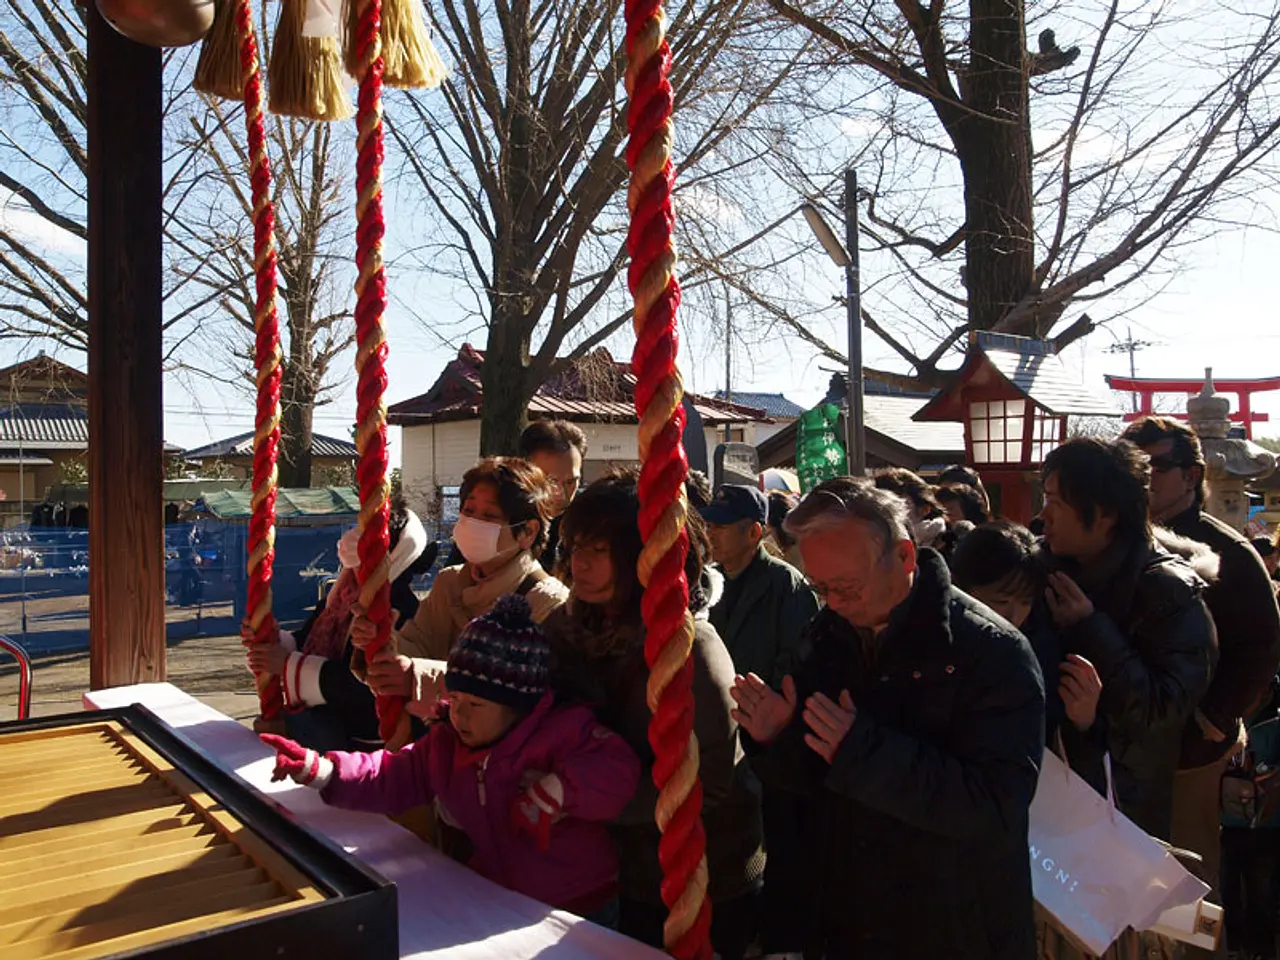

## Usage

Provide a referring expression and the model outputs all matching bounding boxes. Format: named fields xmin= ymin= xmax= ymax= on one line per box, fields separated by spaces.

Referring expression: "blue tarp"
xmin=0 ymin=522 xmax=354 ymax=656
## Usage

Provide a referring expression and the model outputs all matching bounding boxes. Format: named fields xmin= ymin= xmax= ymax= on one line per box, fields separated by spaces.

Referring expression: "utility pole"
xmin=844 ymin=168 xmax=865 ymax=476
xmin=800 ymin=169 xmax=864 ymax=476
xmin=1103 ymin=326 xmax=1159 ymax=413
xmin=724 ymin=286 xmax=732 ymax=405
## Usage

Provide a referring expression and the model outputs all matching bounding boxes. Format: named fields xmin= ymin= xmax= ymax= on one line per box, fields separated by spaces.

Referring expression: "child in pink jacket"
xmin=262 ymin=594 xmax=641 ymax=925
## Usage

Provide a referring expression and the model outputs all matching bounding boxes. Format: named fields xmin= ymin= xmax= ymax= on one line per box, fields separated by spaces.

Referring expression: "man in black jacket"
xmin=703 ymin=483 xmax=818 ymax=958
xmin=519 ymin=420 xmax=587 ymax=572
xmin=1122 ymin=417 xmax=1280 ymax=903
xmin=730 ymin=477 xmax=1044 ymax=959
xmin=1039 ymin=438 xmax=1218 ymax=840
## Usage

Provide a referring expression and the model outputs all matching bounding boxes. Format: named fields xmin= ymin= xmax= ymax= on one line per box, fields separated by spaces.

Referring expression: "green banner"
xmin=796 ymin=403 xmax=846 ymax=492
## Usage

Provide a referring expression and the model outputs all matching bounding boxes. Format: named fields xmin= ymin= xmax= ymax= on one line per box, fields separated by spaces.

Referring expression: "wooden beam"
xmin=1106 ymin=375 xmax=1280 ymax=392
xmin=87 ymin=8 xmax=165 ymax=689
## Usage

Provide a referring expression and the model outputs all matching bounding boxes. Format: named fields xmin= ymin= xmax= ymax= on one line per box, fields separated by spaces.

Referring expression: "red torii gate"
xmin=1105 ymin=374 xmax=1280 ymax=440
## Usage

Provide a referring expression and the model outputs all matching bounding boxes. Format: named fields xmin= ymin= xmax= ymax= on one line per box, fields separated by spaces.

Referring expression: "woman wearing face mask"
xmin=353 ymin=457 xmax=569 ymax=716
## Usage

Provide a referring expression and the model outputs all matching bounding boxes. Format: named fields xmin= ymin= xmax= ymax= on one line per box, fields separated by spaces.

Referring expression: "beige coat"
xmin=394 ymin=551 xmax=568 ymax=716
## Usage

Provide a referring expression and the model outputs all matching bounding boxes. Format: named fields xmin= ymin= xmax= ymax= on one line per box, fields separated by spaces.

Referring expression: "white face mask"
xmin=453 ymin=515 xmax=505 ymax=565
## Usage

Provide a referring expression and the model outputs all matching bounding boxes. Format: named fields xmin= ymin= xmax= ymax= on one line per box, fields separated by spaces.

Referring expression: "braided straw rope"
xmin=624 ymin=0 xmax=711 ymax=955
xmin=236 ymin=0 xmax=285 ymax=725
xmin=349 ymin=0 xmax=408 ymax=748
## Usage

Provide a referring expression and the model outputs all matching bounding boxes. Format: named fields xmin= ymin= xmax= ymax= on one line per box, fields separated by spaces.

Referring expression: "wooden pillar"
xmin=87 ymin=8 xmax=166 ymax=689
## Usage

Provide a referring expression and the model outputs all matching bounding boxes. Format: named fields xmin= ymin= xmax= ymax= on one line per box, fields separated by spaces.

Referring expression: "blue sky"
xmin=4 ymin=0 xmax=1279 ymax=462
xmin=6 ymin=179 xmax=1279 ymax=466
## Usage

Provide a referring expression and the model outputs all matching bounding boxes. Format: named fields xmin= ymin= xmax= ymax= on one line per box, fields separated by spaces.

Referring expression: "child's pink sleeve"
xmin=320 ymin=733 xmax=437 ymax=816
xmin=550 ymin=710 xmax=642 ymax=822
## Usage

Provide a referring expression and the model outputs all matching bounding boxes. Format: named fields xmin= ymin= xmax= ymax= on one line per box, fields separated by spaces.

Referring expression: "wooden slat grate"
xmin=0 ymin=721 xmax=326 ymax=959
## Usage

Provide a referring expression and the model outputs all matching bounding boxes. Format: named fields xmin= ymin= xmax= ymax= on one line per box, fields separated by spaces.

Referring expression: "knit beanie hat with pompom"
xmin=446 ymin=594 xmax=550 ymax=713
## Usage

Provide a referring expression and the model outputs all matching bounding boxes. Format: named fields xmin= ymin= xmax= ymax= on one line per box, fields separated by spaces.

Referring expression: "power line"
xmin=1103 ymin=326 xmax=1163 ymax=413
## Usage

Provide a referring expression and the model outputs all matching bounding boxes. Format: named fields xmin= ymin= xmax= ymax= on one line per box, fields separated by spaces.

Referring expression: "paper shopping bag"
xmin=1028 ymin=750 xmax=1209 ymax=955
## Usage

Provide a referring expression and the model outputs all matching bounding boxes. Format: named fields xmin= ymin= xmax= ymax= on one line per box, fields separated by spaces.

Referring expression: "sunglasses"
xmin=1148 ymin=455 xmax=1189 ymax=474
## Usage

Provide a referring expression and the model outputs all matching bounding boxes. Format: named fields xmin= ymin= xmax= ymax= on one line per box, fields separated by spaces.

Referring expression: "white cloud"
xmin=678 ymin=184 xmax=744 ymax=227
xmin=0 ymin=189 xmax=84 ymax=258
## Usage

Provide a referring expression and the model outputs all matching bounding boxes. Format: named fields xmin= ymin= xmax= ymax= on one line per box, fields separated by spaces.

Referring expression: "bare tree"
xmin=387 ymin=0 xmax=813 ymax=454
xmin=762 ymin=0 xmax=1280 ymax=386
xmin=0 ymin=0 xmax=92 ymax=350
xmin=169 ymin=98 xmax=356 ymax=488
xmin=0 ymin=1 xmax=213 ymax=354
xmin=0 ymin=0 xmax=355 ymax=486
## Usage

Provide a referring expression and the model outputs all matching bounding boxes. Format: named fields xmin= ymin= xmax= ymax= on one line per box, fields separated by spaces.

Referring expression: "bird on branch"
xmin=1030 ymin=29 xmax=1081 ymax=77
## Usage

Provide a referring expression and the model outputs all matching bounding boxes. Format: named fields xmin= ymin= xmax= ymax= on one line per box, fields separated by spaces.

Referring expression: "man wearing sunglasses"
xmin=1123 ymin=416 xmax=1280 ymax=928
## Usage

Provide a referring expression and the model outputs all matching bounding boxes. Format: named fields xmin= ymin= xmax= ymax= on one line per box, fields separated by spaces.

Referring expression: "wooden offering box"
xmin=0 ymin=706 xmax=397 ymax=960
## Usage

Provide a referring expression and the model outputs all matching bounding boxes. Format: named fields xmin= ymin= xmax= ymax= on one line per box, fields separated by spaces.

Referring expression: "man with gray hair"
xmin=731 ymin=476 xmax=1045 ymax=959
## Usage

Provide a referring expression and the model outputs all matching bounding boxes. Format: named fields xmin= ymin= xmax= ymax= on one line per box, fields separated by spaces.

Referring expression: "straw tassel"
xmin=269 ymin=0 xmax=353 ymax=121
xmin=193 ymin=0 xmax=245 ymax=100
xmin=345 ymin=0 xmax=447 ymax=90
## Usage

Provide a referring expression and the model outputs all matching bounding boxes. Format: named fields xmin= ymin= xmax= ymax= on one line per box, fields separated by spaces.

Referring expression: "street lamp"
xmin=801 ymin=168 xmax=864 ymax=476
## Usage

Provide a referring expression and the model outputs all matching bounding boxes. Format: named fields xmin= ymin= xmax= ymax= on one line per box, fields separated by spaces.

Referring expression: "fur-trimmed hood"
xmin=697 ymin=566 xmax=725 ymax=621
xmin=1153 ymin=526 xmax=1220 ymax=586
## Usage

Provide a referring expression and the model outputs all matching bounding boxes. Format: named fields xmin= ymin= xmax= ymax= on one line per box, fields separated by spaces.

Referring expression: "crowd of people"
xmin=253 ymin=414 xmax=1280 ymax=960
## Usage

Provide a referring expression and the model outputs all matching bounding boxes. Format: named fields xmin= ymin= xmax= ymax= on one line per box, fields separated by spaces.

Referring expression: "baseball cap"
xmin=700 ymin=484 xmax=768 ymax=525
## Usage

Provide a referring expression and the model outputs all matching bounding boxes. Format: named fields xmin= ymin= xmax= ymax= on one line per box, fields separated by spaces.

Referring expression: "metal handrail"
xmin=0 ymin=633 xmax=32 ymax=720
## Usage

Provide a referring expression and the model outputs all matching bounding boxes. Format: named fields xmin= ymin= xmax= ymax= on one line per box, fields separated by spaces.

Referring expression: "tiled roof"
xmin=863 ymin=396 xmax=965 ymax=454
xmin=389 ymin=344 xmax=771 ymax=427
xmin=712 ymin=391 xmax=805 ymax=418
xmin=916 ymin=333 xmax=1120 ymax=422
xmin=0 ymin=403 xmax=89 ymax=449
xmin=755 ymin=394 xmax=964 ymax=469
xmin=185 ymin=431 xmax=358 ymax=460
xmin=977 ymin=333 xmax=1119 ymax=415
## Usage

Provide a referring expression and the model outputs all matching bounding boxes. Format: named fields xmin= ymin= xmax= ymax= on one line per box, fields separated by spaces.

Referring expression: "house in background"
xmin=183 ymin=432 xmax=359 ymax=481
xmin=0 ymin=355 xmax=186 ymax=521
xmin=756 ymin=379 xmax=966 ymax=475
xmin=713 ymin=391 xmax=805 ymax=446
xmin=0 ymin=355 xmax=90 ymax=512
xmin=389 ymin=344 xmax=771 ymax=516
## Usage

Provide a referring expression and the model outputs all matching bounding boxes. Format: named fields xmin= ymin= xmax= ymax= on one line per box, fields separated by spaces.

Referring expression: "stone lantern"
xmin=1186 ymin=368 xmax=1275 ymax=532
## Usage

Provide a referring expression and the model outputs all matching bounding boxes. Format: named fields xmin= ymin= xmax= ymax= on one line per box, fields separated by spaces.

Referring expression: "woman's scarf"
xmin=301 ymin=570 xmax=362 ymax=659
xmin=449 ymin=550 xmax=546 ymax=634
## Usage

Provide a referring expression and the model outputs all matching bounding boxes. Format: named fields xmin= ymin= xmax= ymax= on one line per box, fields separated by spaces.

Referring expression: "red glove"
xmin=510 ymin=772 xmax=565 ymax=851
xmin=260 ymin=733 xmax=334 ymax=789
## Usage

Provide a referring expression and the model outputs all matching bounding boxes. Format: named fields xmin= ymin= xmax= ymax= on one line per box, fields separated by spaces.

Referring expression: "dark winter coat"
xmin=537 ymin=515 xmax=562 ymax=574
xmin=293 ymin=577 xmax=421 ymax=747
xmin=1051 ymin=533 xmax=1217 ymax=839
xmin=1164 ymin=505 xmax=1280 ymax=769
xmin=749 ymin=549 xmax=1045 ymax=960
xmin=709 ymin=545 xmax=819 ymax=688
xmin=542 ymin=581 xmax=765 ymax=907
xmin=1015 ymin=600 xmax=1111 ymax=799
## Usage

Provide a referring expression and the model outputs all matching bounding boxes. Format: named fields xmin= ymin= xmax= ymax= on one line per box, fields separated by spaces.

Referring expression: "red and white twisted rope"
xmin=237 ymin=0 xmax=285 ymax=723
xmin=349 ymin=0 xmax=406 ymax=747
xmin=624 ymin=0 xmax=712 ymax=954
